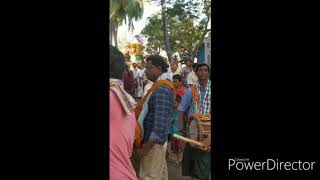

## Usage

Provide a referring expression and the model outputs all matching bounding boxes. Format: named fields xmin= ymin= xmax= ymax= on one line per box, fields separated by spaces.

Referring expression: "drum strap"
xmin=191 ymin=84 xmax=199 ymax=103
xmin=191 ymin=84 xmax=199 ymax=113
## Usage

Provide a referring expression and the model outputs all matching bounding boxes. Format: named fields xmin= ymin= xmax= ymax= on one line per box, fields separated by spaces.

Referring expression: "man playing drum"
xmin=178 ymin=63 xmax=211 ymax=180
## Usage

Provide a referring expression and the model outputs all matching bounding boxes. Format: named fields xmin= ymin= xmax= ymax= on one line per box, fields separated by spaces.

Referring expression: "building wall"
xmin=204 ymin=35 xmax=211 ymax=68
xmin=197 ymin=44 xmax=205 ymax=64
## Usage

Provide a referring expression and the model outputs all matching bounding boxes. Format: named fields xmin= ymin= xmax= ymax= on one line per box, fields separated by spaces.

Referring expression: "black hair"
xmin=170 ymin=61 xmax=178 ymax=66
xmin=109 ymin=45 xmax=125 ymax=79
xmin=172 ymin=74 xmax=182 ymax=82
xmin=192 ymin=63 xmax=198 ymax=69
xmin=146 ymin=55 xmax=169 ymax=73
xmin=124 ymin=63 xmax=129 ymax=70
xmin=175 ymin=94 xmax=182 ymax=103
xmin=196 ymin=63 xmax=210 ymax=73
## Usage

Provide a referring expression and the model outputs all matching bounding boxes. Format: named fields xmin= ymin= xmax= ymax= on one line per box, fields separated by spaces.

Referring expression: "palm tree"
xmin=110 ymin=0 xmax=144 ymax=48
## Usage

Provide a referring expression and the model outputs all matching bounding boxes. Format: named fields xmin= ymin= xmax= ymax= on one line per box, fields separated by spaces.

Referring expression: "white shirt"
xmin=132 ymin=67 xmax=140 ymax=80
xmin=133 ymin=67 xmax=144 ymax=98
xmin=187 ymin=71 xmax=198 ymax=85
xmin=142 ymin=68 xmax=147 ymax=81
xmin=167 ymin=66 xmax=181 ymax=81
xmin=143 ymin=81 xmax=154 ymax=96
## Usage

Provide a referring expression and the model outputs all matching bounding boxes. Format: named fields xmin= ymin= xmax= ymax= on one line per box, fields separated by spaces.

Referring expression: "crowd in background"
xmin=110 ymin=45 xmax=212 ymax=180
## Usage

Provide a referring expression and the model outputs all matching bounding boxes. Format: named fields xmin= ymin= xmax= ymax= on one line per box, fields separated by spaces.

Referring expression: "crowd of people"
xmin=109 ymin=45 xmax=212 ymax=180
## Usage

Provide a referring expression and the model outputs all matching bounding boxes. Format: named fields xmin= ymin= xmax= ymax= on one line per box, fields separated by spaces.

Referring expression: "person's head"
xmin=126 ymin=61 xmax=132 ymax=68
xmin=192 ymin=63 xmax=198 ymax=72
xmin=132 ymin=63 xmax=138 ymax=69
xmin=170 ymin=62 xmax=178 ymax=72
xmin=140 ymin=60 xmax=146 ymax=68
xmin=174 ymin=94 xmax=182 ymax=108
xmin=136 ymin=62 xmax=142 ymax=69
xmin=196 ymin=63 xmax=210 ymax=81
xmin=172 ymin=74 xmax=183 ymax=89
xmin=186 ymin=59 xmax=193 ymax=67
xmin=109 ymin=45 xmax=125 ymax=79
xmin=145 ymin=55 xmax=169 ymax=82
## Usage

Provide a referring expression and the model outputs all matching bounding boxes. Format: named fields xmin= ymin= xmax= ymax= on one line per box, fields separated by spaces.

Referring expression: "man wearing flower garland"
xmin=178 ymin=63 xmax=211 ymax=180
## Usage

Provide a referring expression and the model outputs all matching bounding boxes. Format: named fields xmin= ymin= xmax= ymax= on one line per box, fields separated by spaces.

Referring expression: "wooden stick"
xmin=172 ymin=134 xmax=204 ymax=146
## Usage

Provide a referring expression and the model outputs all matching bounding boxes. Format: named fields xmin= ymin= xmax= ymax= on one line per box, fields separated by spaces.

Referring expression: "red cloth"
xmin=176 ymin=86 xmax=187 ymax=97
xmin=171 ymin=137 xmax=186 ymax=153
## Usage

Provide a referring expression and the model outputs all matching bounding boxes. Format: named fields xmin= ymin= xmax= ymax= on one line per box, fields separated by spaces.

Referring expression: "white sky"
xmin=118 ymin=1 xmax=161 ymax=41
xmin=117 ymin=0 xmax=210 ymax=43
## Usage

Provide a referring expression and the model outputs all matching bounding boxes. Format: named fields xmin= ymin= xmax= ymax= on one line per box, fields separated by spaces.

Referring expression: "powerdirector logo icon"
xmin=228 ymin=158 xmax=316 ymax=171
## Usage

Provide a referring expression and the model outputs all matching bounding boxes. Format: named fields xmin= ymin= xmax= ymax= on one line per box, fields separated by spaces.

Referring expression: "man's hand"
xmin=199 ymin=134 xmax=211 ymax=152
xmin=198 ymin=143 xmax=211 ymax=152
xmin=134 ymin=148 xmax=147 ymax=159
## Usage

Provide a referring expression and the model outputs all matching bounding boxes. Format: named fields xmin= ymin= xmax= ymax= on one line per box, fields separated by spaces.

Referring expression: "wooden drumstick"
xmin=172 ymin=134 xmax=204 ymax=147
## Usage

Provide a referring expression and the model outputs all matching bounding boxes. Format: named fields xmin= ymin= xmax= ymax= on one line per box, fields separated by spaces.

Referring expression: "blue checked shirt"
xmin=142 ymin=85 xmax=174 ymax=144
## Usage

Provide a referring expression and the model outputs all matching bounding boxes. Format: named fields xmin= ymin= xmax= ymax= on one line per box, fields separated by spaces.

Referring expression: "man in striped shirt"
xmin=178 ymin=63 xmax=211 ymax=180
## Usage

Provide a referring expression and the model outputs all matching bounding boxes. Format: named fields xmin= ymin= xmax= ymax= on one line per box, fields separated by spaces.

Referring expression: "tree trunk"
xmin=161 ymin=0 xmax=172 ymax=63
xmin=109 ymin=23 xmax=112 ymax=45
xmin=109 ymin=0 xmax=112 ymax=45
xmin=111 ymin=26 xmax=115 ymax=47
xmin=111 ymin=22 xmax=118 ymax=48
xmin=114 ymin=25 xmax=118 ymax=49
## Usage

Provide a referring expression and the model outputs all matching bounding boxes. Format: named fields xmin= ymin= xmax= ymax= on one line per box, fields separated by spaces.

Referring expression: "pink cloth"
xmin=109 ymin=90 xmax=137 ymax=180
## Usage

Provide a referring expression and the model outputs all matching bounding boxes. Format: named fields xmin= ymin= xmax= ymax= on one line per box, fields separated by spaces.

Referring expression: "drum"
xmin=188 ymin=113 xmax=211 ymax=148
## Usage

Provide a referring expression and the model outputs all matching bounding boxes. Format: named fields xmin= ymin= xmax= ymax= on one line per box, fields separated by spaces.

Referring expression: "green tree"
xmin=110 ymin=0 xmax=144 ymax=48
xmin=149 ymin=0 xmax=173 ymax=62
xmin=142 ymin=14 xmax=164 ymax=54
xmin=142 ymin=0 xmax=211 ymax=60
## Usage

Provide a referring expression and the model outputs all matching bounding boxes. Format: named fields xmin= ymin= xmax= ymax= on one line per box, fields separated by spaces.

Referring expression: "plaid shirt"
xmin=178 ymin=80 xmax=211 ymax=116
xmin=196 ymin=80 xmax=211 ymax=114
xmin=142 ymin=85 xmax=174 ymax=144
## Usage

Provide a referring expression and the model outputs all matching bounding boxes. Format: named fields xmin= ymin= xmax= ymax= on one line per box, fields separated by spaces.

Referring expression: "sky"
xmin=116 ymin=0 xmax=210 ymax=51
xmin=118 ymin=1 xmax=161 ymax=41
